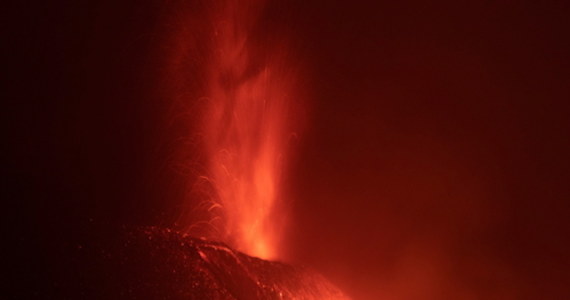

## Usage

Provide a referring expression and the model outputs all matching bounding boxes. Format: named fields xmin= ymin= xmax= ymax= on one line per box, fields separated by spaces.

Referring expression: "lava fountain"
xmin=95 ymin=1 xmax=348 ymax=298
xmin=200 ymin=0 xmax=302 ymax=260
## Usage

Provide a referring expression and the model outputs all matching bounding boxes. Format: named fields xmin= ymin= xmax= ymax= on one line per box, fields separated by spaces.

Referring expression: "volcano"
xmin=115 ymin=227 xmax=348 ymax=300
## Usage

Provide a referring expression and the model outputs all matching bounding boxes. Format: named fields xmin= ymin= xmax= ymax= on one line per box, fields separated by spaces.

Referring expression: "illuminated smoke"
xmin=200 ymin=0 xmax=301 ymax=260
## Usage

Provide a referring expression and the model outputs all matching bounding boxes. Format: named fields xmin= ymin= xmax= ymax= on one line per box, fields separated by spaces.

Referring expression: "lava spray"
xmin=199 ymin=0 xmax=303 ymax=260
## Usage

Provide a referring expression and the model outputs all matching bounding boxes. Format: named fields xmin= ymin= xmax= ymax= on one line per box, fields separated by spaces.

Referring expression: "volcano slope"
xmin=112 ymin=227 xmax=348 ymax=300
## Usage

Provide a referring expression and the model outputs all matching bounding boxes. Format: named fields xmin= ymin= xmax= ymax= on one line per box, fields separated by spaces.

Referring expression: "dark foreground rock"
xmin=114 ymin=227 xmax=348 ymax=300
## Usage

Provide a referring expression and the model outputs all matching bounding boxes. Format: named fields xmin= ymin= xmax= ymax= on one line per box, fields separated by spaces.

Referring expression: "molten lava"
xmin=201 ymin=0 xmax=300 ymax=260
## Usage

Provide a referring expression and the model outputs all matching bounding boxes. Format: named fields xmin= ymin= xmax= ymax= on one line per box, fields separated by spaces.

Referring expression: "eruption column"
xmin=202 ymin=0 xmax=300 ymax=260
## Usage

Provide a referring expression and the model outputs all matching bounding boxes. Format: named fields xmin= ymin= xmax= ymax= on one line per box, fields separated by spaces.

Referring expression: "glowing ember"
xmin=201 ymin=0 xmax=301 ymax=259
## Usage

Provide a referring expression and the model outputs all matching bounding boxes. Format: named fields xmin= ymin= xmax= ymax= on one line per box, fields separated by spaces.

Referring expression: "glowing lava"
xmin=201 ymin=0 xmax=301 ymax=260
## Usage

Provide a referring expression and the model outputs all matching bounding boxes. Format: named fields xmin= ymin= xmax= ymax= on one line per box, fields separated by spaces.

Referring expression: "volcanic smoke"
xmin=199 ymin=0 xmax=300 ymax=260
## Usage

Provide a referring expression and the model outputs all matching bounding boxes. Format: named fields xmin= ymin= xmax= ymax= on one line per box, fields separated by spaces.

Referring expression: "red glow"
xmin=200 ymin=0 xmax=300 ymax=260
xmin=7 ymin=1 xmax=570 ymax=299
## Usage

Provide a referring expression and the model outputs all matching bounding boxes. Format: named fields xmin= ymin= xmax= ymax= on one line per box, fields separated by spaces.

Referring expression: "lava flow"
xmin=200 ymin=0 xmax=301 ymax=260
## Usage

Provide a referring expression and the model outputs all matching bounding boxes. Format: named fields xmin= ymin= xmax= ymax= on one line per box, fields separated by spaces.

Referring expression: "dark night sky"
xmin=4 ymin=1 xmax=569 ymax=299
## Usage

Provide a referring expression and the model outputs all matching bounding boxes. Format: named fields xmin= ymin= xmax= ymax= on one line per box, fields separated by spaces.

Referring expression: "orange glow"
xmin=201 ymin=0 xmax=301 ymax=260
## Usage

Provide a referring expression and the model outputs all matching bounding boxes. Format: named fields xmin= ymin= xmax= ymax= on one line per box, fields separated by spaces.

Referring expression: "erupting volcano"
xmin=7 ymin=0 xmax=568 ymax=299
xmin=135 ymin=0 xmax=348 ymax=298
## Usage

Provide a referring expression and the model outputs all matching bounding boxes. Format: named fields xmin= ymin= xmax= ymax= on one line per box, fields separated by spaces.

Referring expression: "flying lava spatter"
xmin=200 ymin=0 xmax=302 ymax=260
